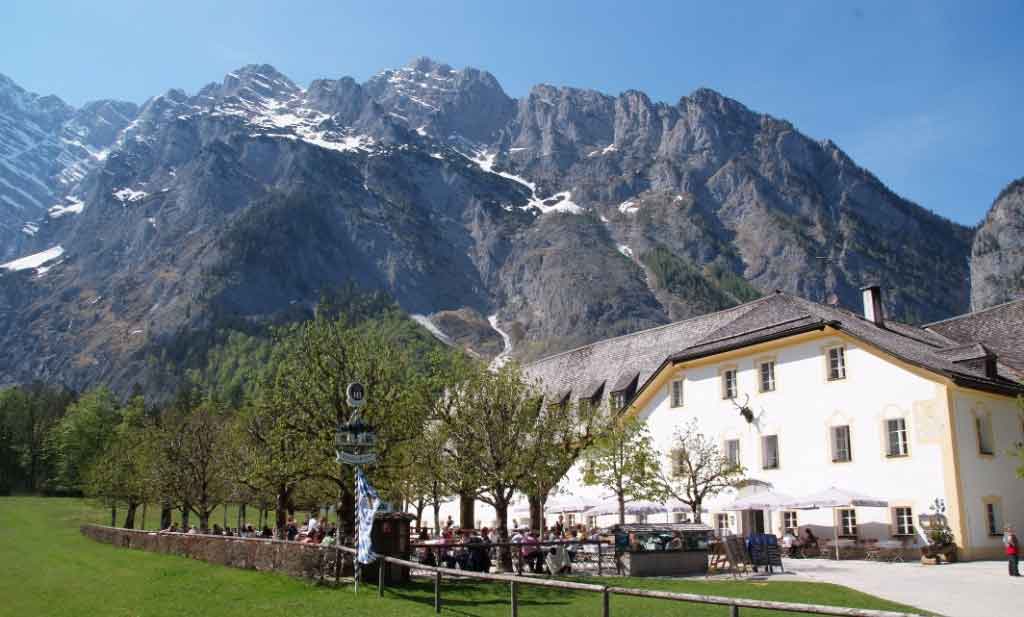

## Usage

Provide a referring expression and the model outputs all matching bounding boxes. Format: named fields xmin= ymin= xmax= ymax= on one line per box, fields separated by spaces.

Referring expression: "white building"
xmin=521 ymin=288 xmax=1024 ymax=560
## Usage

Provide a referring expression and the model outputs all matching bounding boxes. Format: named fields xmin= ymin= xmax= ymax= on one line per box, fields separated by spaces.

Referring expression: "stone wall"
xmin=80 ymin=524 xmax=349 ymax=581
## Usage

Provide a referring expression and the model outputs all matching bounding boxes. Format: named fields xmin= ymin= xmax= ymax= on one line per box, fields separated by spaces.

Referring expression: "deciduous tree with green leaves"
xmin=657 ymin=418 xmax=746 ymax=524
xmin=46 ymin=387 xmax=121 ymax=494
xmin=266 ymin=308 xmax=436 ymax=535
xmin=153 ymin=397 xmax=234 ymax=531
xmin=581 ymin=416 xmax=664 ymax=525
xmin=437 ymin=358 xmax=606 ymax=570
xmin=83 ymin=396 xmax=154 ymax=528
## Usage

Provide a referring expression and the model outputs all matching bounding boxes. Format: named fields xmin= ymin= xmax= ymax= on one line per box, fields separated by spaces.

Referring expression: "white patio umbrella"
xmin=783 ymin=487 xmax=888 ymax=560
xmin=584 ymin=497 xmax=691 ymax=520
xmin=543 ymin=495 xmax=600 ymax=515
xmin=720 ymin=490 xmax=797 ymax=537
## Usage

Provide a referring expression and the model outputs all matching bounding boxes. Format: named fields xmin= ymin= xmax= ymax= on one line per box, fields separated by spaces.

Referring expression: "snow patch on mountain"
xmin=49 ymin=196 xmax=85 ymax=218
xmin=2 ymin=245 xmax=64 ymax=271
xmin=488 ymin=314 xmax=513 ymax=371
xmin=113 ymin=188 xmax=148 ymax=203
xmin=618 ymin=200 xmax=639 ymax=214
xmin=468 ymin=150 xmax=584 ymax=215
xmin=412 ymin=314 xmax=453 ymax=346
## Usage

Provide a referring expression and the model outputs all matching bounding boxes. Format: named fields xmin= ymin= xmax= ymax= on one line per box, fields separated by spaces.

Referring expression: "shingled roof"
xmin=925 ymin=297 xmax=1024 ymax=380
xmin=524 ymin=291 xmax=1024 ymax=404
xmin=523 ymin=297 xmax=770 ymax=403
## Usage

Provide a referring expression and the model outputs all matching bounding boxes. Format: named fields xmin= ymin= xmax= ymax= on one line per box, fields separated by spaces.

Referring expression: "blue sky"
xmin=3 ymin=0 xmax=1021 ymax=225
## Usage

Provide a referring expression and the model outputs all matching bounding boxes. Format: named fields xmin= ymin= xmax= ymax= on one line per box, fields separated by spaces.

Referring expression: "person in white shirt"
xmin=308 ymin=515 xmax=320 ymax=534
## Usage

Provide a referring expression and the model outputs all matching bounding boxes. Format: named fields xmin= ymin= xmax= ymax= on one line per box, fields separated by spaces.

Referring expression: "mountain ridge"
xmin=0 ymin=57 xmax=1008 ymax=398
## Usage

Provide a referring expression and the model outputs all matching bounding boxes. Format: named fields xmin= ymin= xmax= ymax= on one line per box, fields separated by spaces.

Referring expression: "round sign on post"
xmin=347 ymin=382 xmax=365 ymax=408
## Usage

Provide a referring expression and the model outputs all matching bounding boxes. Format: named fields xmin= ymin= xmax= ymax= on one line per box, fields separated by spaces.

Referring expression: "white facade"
xmin=416 ymin=326 xmax=1023 ymax=559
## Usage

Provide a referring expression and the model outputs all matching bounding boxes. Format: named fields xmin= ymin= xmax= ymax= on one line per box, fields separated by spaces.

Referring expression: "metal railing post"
xmin=730 ymin=604 xmax=740 ymax=617
xmin=378 ymin=561 xmax=385 ymax=597
xmin=602 ymin=587 xmax=610 ymax=617
xmin=597 ymin=542 xmax=603 ymax=576
xmin=510 ymin=579 xmax=519 ymax=617
xmin=434 ymin=570 xmax=442 ymax=613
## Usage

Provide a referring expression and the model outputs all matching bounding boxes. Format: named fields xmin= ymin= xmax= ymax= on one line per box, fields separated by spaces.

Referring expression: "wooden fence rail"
xmin=80 ymin=526 xmax=924 ymax=617
xmin=332 ymin=544 xmax=925 ymax=617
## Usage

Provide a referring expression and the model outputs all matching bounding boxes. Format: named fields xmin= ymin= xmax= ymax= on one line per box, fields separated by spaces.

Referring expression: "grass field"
xmin=0 ymin=496 xmax=926 ymax=617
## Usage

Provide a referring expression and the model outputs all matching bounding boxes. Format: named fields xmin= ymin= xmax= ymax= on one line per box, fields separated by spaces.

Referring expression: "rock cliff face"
xmin=972 ymin=178 xmax=1024 ymax=310
xmin=0 ymin=74 xmax=137 ymax=260
xmin=0 ymin=59 xmax=985 ymax=395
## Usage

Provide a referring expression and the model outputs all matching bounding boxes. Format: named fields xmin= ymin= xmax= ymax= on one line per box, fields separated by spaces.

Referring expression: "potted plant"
xmin=920 ymin=498 xmax=958 ymax=564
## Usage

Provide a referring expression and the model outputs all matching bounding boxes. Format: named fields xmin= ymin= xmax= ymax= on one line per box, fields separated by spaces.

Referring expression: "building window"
xmin=759 ymin=361 xmax=776 ymax=392
xmin=783 ymin=511 xmax=798 ymax=535
xmin=839 ymin=509 xmax=857 ymax=537
xmin=886 ymin=418 xmax=909 ymax=457
xmin=987 ymin=502 xmax=1002 ymax=536
xmin=670 ymin=379 xmax=684 ymax=408
xmin=831 ymin=425 xmax=852 ymax=462
xmin=827 ymin=346 xmax=846 ymax=381
xmin=586 ymin=515 xmax=597 ymax=529
xmin=761 ymin=435 xmax=780 ymax=469
xmin=565 ymin=513 xmax=576 ymax=526
xmin=716 ymin=513 xmax=730 ymax=535
xmin=976 ymin=415 xmax=994 ymax=455
xmin=725 ymin=439 xmax=741 ymax=467
xmin=611 ymin=391 xmax=627 ymax=411
xmin=673 ymin=512 xmax=688 ymax=523
xmin=893 ymin=507 xmax=914 ymax=536
xmin=722 ymin=369 xmax=737 ymax=399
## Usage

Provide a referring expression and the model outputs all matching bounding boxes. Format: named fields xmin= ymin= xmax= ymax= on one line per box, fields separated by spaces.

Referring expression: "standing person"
xmin=445 ymin=515 xmax=454 ymax=531
xmin=1005 ymin=526 xmax=1020 ymax=577
xmin=613 ymin=525 xmax=629 ymax=575
xmin=553 ymin=515 xmax=565 ymax=538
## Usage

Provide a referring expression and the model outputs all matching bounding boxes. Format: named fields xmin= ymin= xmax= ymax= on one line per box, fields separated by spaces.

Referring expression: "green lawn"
xmin=0 ymin=497 xmax=925 ymax=617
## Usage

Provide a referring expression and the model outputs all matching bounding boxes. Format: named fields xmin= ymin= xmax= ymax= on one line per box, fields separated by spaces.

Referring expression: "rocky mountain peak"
xmin=217 ymin=64 xmax=299 ymax=101
xmin=0 ymin=57 xmax=1005 ymax=398
xmin=972 ymin=177 xmax=1024 ymax=309
xmin=407 ymin=56 xmax=454 ymax=76
xmin=365 ymin=58 xmax=514 ymax=143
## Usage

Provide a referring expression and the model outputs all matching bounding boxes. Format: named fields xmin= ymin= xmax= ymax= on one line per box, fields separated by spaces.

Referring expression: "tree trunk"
xmin=110 ymin=503 xmax=117 ymax=527
xmin=199 ymin=511 xmax=210 ymax=532
xmin=528 ymin=494 xmax=544 ymax=534
xmin=495 ymin=500 xmax=513 ymax=571
xmin=432 ymin=502 xmax=441 ymax=536
xmin=618 ymin=493 xmax=626 ymax=525
xmin=459 ymin=493 xmax=475 ymax=530
xmin=339 ymin=485 xmax=356 ymax=539
xmin=414 ymin=499 xmax=425 ymax=531
xmin=123 ymin=501 xmax=139 ymax=529
xmin=692 ymin=500 xmax=702 ymax=524
xmin=160 ymin=501 xmax=172 ymax=530
xmin=181 ymin=504 xmax=191 ymax=529
xmin=276 ymin=486 xmax=289 ymax=538
xmin=141 ymin=503 xmax=147 ymax=530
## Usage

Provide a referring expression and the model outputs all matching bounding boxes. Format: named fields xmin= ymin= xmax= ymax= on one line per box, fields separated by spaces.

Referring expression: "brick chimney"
xmin=861 ymin=285 xmax=884 ymax=325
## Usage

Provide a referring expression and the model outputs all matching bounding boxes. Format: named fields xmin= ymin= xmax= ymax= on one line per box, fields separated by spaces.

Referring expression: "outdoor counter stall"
xmin=613 ymin=523 xmax=713 ymax=576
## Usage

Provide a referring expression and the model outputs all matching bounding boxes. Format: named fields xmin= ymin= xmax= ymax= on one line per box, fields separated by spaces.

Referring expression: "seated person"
xmin=666 ymin=532 xmax=684 ymax=551
xmin=802 ymin=528 xmax=818 ymax=547
xmin=566 ymin=529 xmax=580 ymax=562
xmin=320 ymin=529 xmax=337 ymax=547
xmin=521 ymin=531 xmax=544 ymax=573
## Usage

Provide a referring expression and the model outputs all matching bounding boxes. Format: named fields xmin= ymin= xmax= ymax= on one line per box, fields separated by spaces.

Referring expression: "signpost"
xmin=335 ymin=382 xmax=378 ymax=591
